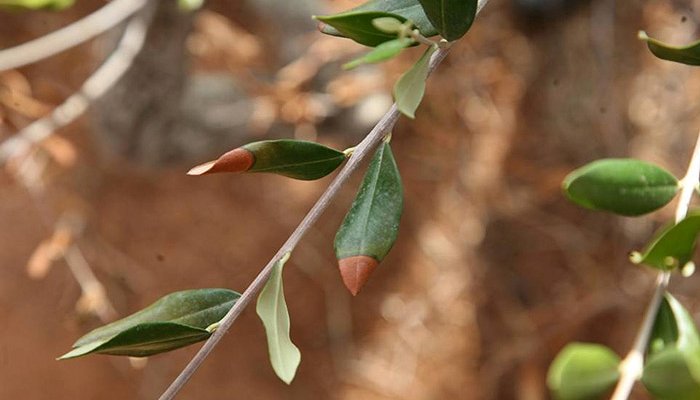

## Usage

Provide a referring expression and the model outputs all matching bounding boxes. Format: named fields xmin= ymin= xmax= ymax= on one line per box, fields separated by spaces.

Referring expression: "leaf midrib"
xmin=356 ymin=145 xmax=386 ymax=256
xmin=253 ymin=155 xmax=344 ymax=172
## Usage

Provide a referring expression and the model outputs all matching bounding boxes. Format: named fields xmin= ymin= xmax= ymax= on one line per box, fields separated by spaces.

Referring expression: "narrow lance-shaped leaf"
xmin=562 ymin=158 xmax=679 ymax=216
xmin=314 ymin=11 xmax=408 ymax=47
xmin=416 ymin=0 xmax=478 ymax=41
xmin=59 ymin=288 xmax=240 ymax=359
xmin=394 ymin=45 xmax=437 ymax=119
xmin=629 ymin=212 xmax=700 ymax=271
xmin=318 ymin=0 xmax=438 ymax=40
xmin=344 ymin=37 xmax=414 ymax=70
xmin=188 ymin=139 xmax=346 ymax=181
xmin=648 ymin=297 xmax=680 ymax=356
xmin=334 ymin=141 xmax=403 ymax=295
xmin=256 ymin=253 xmax=301 ymax=384
xmin=642 ymin=294 xmax=700 ymax=400
xmin=639 ymin=31 xmax=700 ymax=66
xmin=547 ymin=343 xmax=621 ymax=400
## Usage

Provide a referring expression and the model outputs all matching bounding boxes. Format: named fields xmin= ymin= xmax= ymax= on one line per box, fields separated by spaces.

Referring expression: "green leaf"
xmin=188 ymin=140 xmax=346 ymax=181
xmin=562 ymin=158 xmax=679 ymax=216
xmin=59 ymin=288 xmax=240 ymax=359
xmin=0 ymin=0 xmax=73 ymax=10
xmin=334 ymin=141 xmax=403 ymax=295
xmin=416 ymin=0 xmax=478 ymax=41
xmin=630 ymin=212 xmax=700 ymax=271
xmin=639 ymin=31 xmax=700 ymax=66
xmin=547 ymin=343 xmax=621 ymax=400
xmin=344 ymin=37 xmax=414 ymax=70
xmin=314 ymin=11 xmax=407 ymax=47
xmin=642 ymin=348 xmax=700 ymax=400
xmin=393 ymin=45 xmax=436 ymax=118
xmin=649 ymin=297 xmax=680 ymax=356
xmin=642 ymin=293 xmax=700 ymax=400
xmin=372 ymin=17 xmax=405 ymax=34
xmin=244 ymin=140 xmax=345 ymax=180
xmin=317 ymin=0 xmax=438 ymax=40
xmin=178 ymin=0 xmax=203 ymax=11
xmin=256 ymin=253 xmax=301 ymax=384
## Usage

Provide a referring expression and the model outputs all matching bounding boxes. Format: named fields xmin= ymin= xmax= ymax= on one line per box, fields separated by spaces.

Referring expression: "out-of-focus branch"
xmin=64 ymin=244 xmax=118 ymax=322
xmin=0 ymin=6 xmax=154 ymax=165
xmin=0 ymin=0 xmax=148 ymax=71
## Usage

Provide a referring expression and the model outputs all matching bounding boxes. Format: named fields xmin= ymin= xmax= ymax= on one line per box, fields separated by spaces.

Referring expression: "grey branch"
xmin=0 ymin=0 xmax=148 ymax=71
xmin=158 ymin=0 xmax=490 ymax=398
xmin=0 ymin=6 xmax=154 ymax=165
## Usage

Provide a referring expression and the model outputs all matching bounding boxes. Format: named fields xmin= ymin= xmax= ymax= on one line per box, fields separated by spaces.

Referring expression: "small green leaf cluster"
xmin=548 ymin=294 xmax=700 ymax=400
xmin=555 ymin=156 xmax=700 ymax=398
xmin=60 ymin=0 xmax=483 ymax=388
xmin=548 ymin=29 xmax=700 ymax=400
xmin=315 ymin=0 xmax=478 ymax=118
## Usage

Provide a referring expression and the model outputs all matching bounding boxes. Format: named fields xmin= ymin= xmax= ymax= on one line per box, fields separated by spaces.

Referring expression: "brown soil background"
xmin=2 ymin=1 xmax=700 ymax=399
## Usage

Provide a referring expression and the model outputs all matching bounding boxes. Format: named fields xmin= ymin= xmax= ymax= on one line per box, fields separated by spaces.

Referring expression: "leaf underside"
xmin=393 ymin=45 xmax=437 ymax=118
xmin=256 ymin=253 xmax=301 ymax=384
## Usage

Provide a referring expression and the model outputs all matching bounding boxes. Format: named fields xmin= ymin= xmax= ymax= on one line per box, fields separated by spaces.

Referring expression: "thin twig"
xmin=0 ymin=5 xmax=154 ymax=165
xmin=158 ymin=37 xmax=459 ymax=400
xmin=64 ymin=244 xmax=118 ymax=322
xmin=0 ymin=0 xmax=148 ymax=71
xmin=611 ymin=130 xmax=700 ymax=400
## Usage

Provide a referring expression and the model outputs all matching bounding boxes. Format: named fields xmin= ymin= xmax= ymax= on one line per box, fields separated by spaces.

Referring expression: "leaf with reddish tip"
xmin=188 ymin=140 xmax=346 ymax=180
xmin=334 ymin=142 xmax=403 ymax=295
xmin=338 ymin=256 xmax=379 ymax=296
xmin=188 ymin=148 xmax=254 ymax=175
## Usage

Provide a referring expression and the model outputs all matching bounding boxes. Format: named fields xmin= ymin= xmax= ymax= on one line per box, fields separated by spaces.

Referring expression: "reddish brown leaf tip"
xmin=187 ymin=148 xmax=254 ymax=176
xmin=338 ymin=255 xmax=379 ymax=296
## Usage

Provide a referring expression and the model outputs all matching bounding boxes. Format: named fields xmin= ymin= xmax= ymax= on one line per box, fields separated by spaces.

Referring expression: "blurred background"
xmin=2 ymin=0 xmax=700 ymax=398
